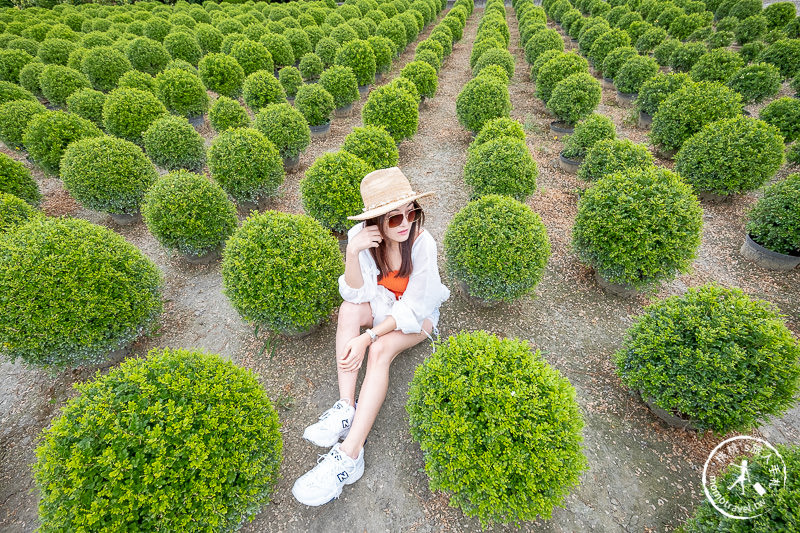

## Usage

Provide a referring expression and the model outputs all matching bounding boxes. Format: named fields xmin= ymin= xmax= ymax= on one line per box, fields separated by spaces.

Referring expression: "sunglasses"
xmin=386 ymin=208 xmax=422 ymax=228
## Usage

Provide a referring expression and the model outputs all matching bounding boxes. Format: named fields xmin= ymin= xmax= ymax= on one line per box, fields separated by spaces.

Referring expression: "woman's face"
xmin=382 ymin=202 xmax=416 ymax=244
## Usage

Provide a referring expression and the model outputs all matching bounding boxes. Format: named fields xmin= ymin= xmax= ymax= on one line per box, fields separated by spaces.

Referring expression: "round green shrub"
xmin=65 ymin=88 xmax=105 ymax=127
xmin=6 ymin=38 xmax=39 ymax=59
xmin=401 ymin=60 xmax=437 ymax=99
xmin=143 ymin=115 xmax=206 ymax=171
xmin=530 ymin=49 xmax=563 ymax=82
xmin=23 ymin=110 xmax=102 ymax=175
xmin=578 ymin=138 xmax=654 ymax=182
xmin=195 ymin=22 xmax=224 ymax=54
xmin=18 ymin=61 xmax=45 ymax=97
xmin=615 ymin=284 xmax=800 ymax=433
xmin=367 ymin=35 xmax=394 ymax=74
xmin=319 ymin=64 xmax=359 ymax=108
xmin=599 ymin=47 xmax=634 ymax=81
xmin=163 ymin=31 xmax=202 ymax=66
xmin=469 ymin=117 xmax=526 ymax=153
xmin=741 ymin=40 xmax=768 ymax=64
xmin=562 ymin=113 xmax=616 ymax=159
xmin=634 ymin=73 xmax=691 ymax=119
xmin=746 ymin=172 xmax=800 ymax=255
xmin=102 ymin=87 xmax=167 ymax=145
xmin=0 ymin=49 xmax=35 ymax=84
xmin=126 ymin=37 xmax=170 ymax=76
xmin=407 ymin=330 xmax=587 ymax=527
xmin=37 ymin=38 xmax=76 ymax=67
xmin=635 ymin=26 xmax=666 ymax=54
xmin=142 ymin=171 xmax=238 ymax=256
xmin=727 ymin=62 xmax=782 ymax=103
xmin=763 ymin=2 xmax=795 ymax=29
xmin=578 ymin=20 xmax=611 ymax=55
xmin=253 ymin=103 xmax=311 ymax=160
xmin=208 ymin=127 xmax=284 ymax=203
xmin=547 ymin=72 xmax=602 ymax=125
xmin=209 ymin=95 xmax=250 ymax=133
xmin=155 ymin=67 xmax=209 ymax=118
xmin=615 ymin=54 xmax=658 ymax=93
xmin=315 ymin=36 xmax=341 ymax=68
xmin=116 ymin=70 xmax=156 ymax=97
xmin=230 ymin=38 xmax=273 ymax=76
xmin=285 ymin=28 xmax=312 ymax=60
xmin=535 ymin=52 xmax=588 ymax=103
xmin=39 ymin=64 xmax=90 ymax=108
xmin=222 ymin=211 xmax=343 ymax=333
xmin=0 ymin=100 xmax=47 ymax=151
xmin=277 ymin=66 xmax=303 ymax=99
xmin=650 ymin=81 xmax=742 ymax=152
xmin=260 ymin=33 xmax=295 ymax=68
xmin=34 ymin=347 xmax=281 ymax=528
xmin=456 ymin=76 xmax=511 ymax=134
xmin=298 ymin=52 xmax=323 ymax=80
xmin=143 ymin=17 xmax=171 ymax=42
xmin=242 ymin=69 xmax=286 ymax=112
xmin=334 ymin=39 xmax=376 ymax=86
xmin=79 ymin=45 xmax=131 ymax=92
xmin=734 ymin=14 xmax=767 ymax=45
xmin=429 ymin=26 xmax=453 ymax=57
xmin=573 ymin=165 xmax=702 ymax=288
xmin=362 ymin=83 xmax=418 ymax=143
xmin=707 ymin=29 xmax=735 ymax=49
xmin=472 ymin=48 xmax=515 ymax=83
xmin=589 ymin=28 xmax=632 ymax=67
xmin=759 ymin=97 xmax=800 ymax=142
xmin=463 ymin=138 xmax=538 ymax=202
xmin=0 ymin=217 xmax=162 ymax=369
xmin=198 ymin=52 xmax=245 ymax=98
xmin=758 ymin=39 xmax=800 ymax=78
xmin=523 ymin=28 xmax=563 ymax=65
xmin=0 ymin=192 xmax=41 ymax=234
xmin=300 ymin=150 xmax=371 ymax=233
xmin=444 ymin=195 xmax=550 ymax=302
xmin=653 ymin=38 xmax=679 ymax=66
xmin=668 ymin=41 xmax=707 ymax=72
xmin=0 ymin=153 xmax=40 ymax=206
xmin=294 ymin=83 xmax=334 ymax=127
xmin=676 ymin=116 xmax=785 ymax=195
xmin=330 ymin=24 xmax=359 ymax=46
xmin=689 ymin=49 xmax=744 ymax=83
xmin=341 ymin=125 xmax=399 ymax=171
xmin=61 ymin=135 xmax=158 ymax=215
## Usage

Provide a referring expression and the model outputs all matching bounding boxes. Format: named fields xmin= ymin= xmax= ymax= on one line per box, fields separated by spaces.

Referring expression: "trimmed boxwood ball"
xmin=650 ymin=81 xmax=742 ymax=152
xmin=39 ymin=64 xmax=90 ymax=108
xmin=126 ymin=37 xmax=171 ymax=76
xmin=61 ymin=136 xmax=158 ymax=215
xmin=735 ymin=14 xmax=768 ymax=45
xmin=689 ymin=49 xmax=744 ymax=83
xmin=208 ymin=127 xmax=284 ymax=203
xmin=0 ymin=192 xmax=41 ymax=234
xmin=668 ymin=41 xmax=707 ymax=72
xmin=37 ymin=38 xmax=77 ymax=67
xmin=142 ymin=171 xmax=238 ymax=256
xmin=389 ymin=77 xmax=422 ymax=104
xmin=636 ymin=72 xmax=692 ymax=117
xmin=335 ymin=39 xmax=376 ymax=87
xmin=362 ymin=84 xmax=418 ymax=143
xmin=163 ymin=31 xmax=202 ymax=66
xmin=118 ymin=70 xmax=158 ymax=95
xmin=0 ymin=153 xmax=40 ymax=206
xmin=155 ymin=67 xmax=209 ymax=118
xmin=260 ymin=33 xmax=295 ymax=68
xmin=254 ymin=103 xmax=311 ymax=160
xmin=746 ymin=172 xmax=800 ymax=255
xmin=615 ymin=285 xmax=800 ymax=434
xmin=547 ymin=72 xmax=602 ymax=126
xmin=707 ymin=30 xmax=735 ymax=49
xmin=300 ymin=150 xmax=371 ymax=233
xmin=0 ymin=49 xmax=35 ymax=84
xmin=230 ymin=39 xmax=273 ymax=76
xmin=367 ymin=35 xmax=395 ymax=74
xmin=0 ymin=100 xmax=47 ymax=151
xmin=578 ymin=138 xmax=654 ymax=182
xmin=143 ymin=115 xmax=206 ymax=171
xmin=759 ymin=97 xmax=800 ymax=143
xmin=535 ymin=52 xmax=588 ymax=104
xmin=195 ymin=23 xmax=224 ymax=54
xmin=469 ymin=117 xmax=526 ymax=153
xmin=294 ymin=83 xmax=334 ymax=127
xmin=407 ymin=330 xmax=587 ymax=527
xmin=209 ymin=96 xmax=250 ymax=132
xmin=429 ymin=26 xmax=453 ymax=58
xmin=562 ymin=113 xmax=616 ymax=159
xmin=65 ymin=88 xmax=105 ymax=127
xmin=23 ymin=111 xmax=102 ymax=175
xmin=675 ymin=116 xmax=785 ymax=195
xmin=456 ymin=76 xmax=511 ymax=134
xmin=464 ymin=138 xmax=538 ymax=202
xmin=315 ymin=37 xmax=340 ymax=68
xmin=198 ymin=53 xmax=245 ymax=99
xmin=530 ymin=49 xmax=563 ymax=82
xmin=601 ymin=46 xmax=636 ymax=80
xmin=523 ymin=28 xmax=563 ymax=65
xmin=444 ymin=195 xmax=550 ymax=302
xmin=341 ymin=125 xmax=399 ymax=171
xmin=299 ymin=52 xmax=323 ymax=80
xmin=758 ymin=39 xmax=800 ymax=79
xmin=33 ymin=348 xmax=282 ymax=529
xmin=574 ymin=166 xmax=702 ymax=289
xmin=19 ymin=61 xmax=45 ymax=97
xmin=472 ymin=48 xmax=515 ymax=81
xmin=589 ymin=28 xmax=631 ymax=67
xmin=103 ymin=87 xmax=168 ymax=145
xmin=635 ymin=26 xmax=667 ymax=54
xmin=277 ymin=66 xmax=303 ymax=99
xmin=244 ymin=70 xmax=288 ymax=112
xmin=0 ymin=217 xmax=162 ymax=369
xmin=400 ymin=60 xmax=437 ymax=99
xmin=319 ymin=65 xmax=359 ymax=109
xmin=615 ymin=54 xmax=659 ymax=94
xmin=79 ymin=46 xmax=131 ymax=92
xmin=727 ymin=62 xmax=782 ymax=104
xmin=222 ymin=211 xmax=344 ymax=333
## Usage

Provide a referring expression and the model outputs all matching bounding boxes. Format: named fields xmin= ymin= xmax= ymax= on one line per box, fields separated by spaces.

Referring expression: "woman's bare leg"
xmin=335 ymin=302 xmax=374 ymax=404
xmin=338 ymin=319 xmax=433 ymax=459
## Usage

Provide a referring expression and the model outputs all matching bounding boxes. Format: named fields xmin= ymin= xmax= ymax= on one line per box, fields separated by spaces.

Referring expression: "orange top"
xmin=377 ymin=270 xmax=409 ymax=300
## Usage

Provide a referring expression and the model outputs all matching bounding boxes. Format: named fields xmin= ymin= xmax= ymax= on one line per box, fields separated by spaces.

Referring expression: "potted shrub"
xmin=0 ymin=192 xmax=41 ymax=234
xmin=23 ymin=110 xmax=102 ymax=175
xmin=401 ymin=60 xmax=438 ymax=102
xmin=19 ymin=61 xmax=46 ymax=97
xmin=668 ymin=41 xmax=707 ymax=72
xmin=362 ymin=83 xmax=419 ymax=143
xmin=208 ymin=127 xmax=285 ymax=206
xmin=294 ymin=83 xmax=334 ymax=137
xmin=277 ymin=66 xmax=303 ymax=100
xmin=65 ymin=88 xmax=105 ymax=128
xmin=573 ymin=166 xmax=703 ymax=293
xmin=0 ymin=217 xmax=162 ymax=369
xmin=614 ymin=55 xmax=659 ymax=106
xmin=367 ymin=35 xmax=395 ymax=78
xmin=463 ymin=138 xmax=538 ymax=201
xmin=523 ymin=28 xmax=563 ymax=65
xmin=741 ymin=173 xmax=800 ymax=269
xmin=689 ymin=49 xmax=744 ymax=83
xmin=407 ymin=330 xmax=588 ymax=527
xmin=126 ymin=37 xmax=171 ymax=76
xmin=601 ymin=46 xmax=636 ymax=86
xmin=209 ymin=95 xmax=250 ymax=132
xmin=578 ymin=138 xmax=654 ymax=182
xmin=37 ymin=38 xmax=77 ymax=67
xmin=315 ymin=37 xmax=341 ymax=68
xmin=253 ymin=103 xmax=311 ymax=170
xmin=469 ymin=117 xmax=526 ymax=153
xmin=222 ymin=211 xmax=343 ymax=335
xmin=547 ymin=72 xmax=602 ymax=131
xmin=472 ymin=48 xmax=515 ymax=82
xmin=444 ymin=195 xmax=550 ymax=304
xmin=319 ymin=65 xmax=359 ymax=117
xmin=456 ymin=76 xmax=511 ymax=135
xmin=198 ymin=52 xmax=245 ymax=98
xmin=284 ymin=28 xmax=313 ymax=61
xmin=0 ymin=49 xmax=35 ymax=85
xmin=530 ymin=49 xmax=564 ymax=82
xmin=635 ymin=26 xmax=667 ymax=54
xmin=33 ymin=348 xmax=282 ymax=527
xmin=707 ymin=30 xmax=735 ymax=49
xmin=615 ymin=285 xmax=800 ymax=433
xmin=243 ymin=69 xmax=287 ymax=112
xmin=653 ymin=38 xmax=680 ymax=67
xmin=0 ymin=154 xmax=40 ymax=210
xmin=143 ymin=115 xmax=206 ymax=171
xmin=154 ymin=67 xmax=209 ymax=126
xmin=676 ymin=116 xmax=784 ymax=200
xmin=341 ymin=125 xmax=399 ymax=171
xmin=230 ymin=39 xmax=274 ymax=76
xmin=635 ymin=72 xmax=692 ymax=127
xmin=334 ymin=39 xmax=376 ymax=89
xmin=560 ymin=113 xmax=616 ymax=173
xmin=142 ymin=170 xmax=238 ymax=262
xmin=103 ymin=87 xmax=167 ymax=145
xmin=758 ymin=97 xmax=800 ymax=143
xmin=78 ymin=45 xmax=131 ymax=92
xmin=39 ymin=64 xmax=90 ymax=108
xmin=757 ymin=39 xmax=800 ymax=79
xmin=0 ymin=100 xmax=47 ymax=150
xmin=535 ymin=52 xmax=588 ymax=104
xmin=117 ymin=70 xmax=158 ymax=95
xmin=589 ymin=28 xmax=632 ymax=67
xmin=650 ymin=81 xmax=742 ymax=155
xmin=298 ymin=52 xmax=323 ymax=81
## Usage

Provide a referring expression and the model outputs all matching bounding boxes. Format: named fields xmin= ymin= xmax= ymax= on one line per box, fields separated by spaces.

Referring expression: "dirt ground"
xmin=2 ymin=5 xmax=800 ymax=533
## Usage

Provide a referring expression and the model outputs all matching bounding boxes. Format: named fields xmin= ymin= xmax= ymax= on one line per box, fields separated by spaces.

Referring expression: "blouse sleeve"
xmin=338 ymin=223 xmax=378 ymax=304
xmin=390 ymin=232 xmax=449 ymax=334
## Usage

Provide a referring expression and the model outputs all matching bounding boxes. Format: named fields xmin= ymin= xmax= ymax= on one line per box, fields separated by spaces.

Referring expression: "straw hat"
xmin=347 ymin=167 xmax=435 ymax=221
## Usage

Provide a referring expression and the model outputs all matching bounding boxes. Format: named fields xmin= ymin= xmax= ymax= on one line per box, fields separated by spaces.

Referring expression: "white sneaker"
xmin=303 ymin=399 xmax=355 ymax=447
xmin=292 ymin=443 xmax=365 ymax=506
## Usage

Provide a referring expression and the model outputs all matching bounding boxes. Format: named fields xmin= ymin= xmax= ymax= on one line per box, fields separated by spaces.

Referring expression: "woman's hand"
xmin=346 ymin=226 xmax=382 ymax=256
xmin=338 ymin=333 xmax=372 ymax=373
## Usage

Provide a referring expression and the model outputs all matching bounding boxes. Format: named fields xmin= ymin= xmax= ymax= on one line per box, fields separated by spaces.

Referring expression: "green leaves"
xmin=208 ymin=127 xmax=284 ymax=203
xmin=456 ymin=76 xmax=510 ymax=134
xmin=362 ymin=83 xmax=418 ymax=142
xmin=746 ymin=172 xmax=800 ymax=255
xmin=300 ymin=150 xmax=371 ymax=233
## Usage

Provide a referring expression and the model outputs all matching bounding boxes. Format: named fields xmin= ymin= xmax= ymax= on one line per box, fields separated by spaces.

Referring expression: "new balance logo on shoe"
xmin=337 ymin=471 xmax=349 ymax=483
xmin=342 ymin=419 xmax=350 ymax=429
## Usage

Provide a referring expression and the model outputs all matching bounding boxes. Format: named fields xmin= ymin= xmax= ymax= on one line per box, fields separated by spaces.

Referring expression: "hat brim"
xmin=347 ymin=191 xmax=435 ymax=221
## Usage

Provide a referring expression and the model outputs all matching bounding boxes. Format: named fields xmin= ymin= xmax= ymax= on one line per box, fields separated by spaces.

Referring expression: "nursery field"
xmin=1 ymin=0 xmax=799 ymax=531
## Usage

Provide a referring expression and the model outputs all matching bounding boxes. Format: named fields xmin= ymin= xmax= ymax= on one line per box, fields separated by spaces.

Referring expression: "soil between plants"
xmin=2 ymin=5 xmax=800 ymax=533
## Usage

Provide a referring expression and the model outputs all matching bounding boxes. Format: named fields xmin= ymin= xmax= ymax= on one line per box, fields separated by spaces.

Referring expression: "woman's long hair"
xmin=365 ymin=201 xmax=425 ymax=281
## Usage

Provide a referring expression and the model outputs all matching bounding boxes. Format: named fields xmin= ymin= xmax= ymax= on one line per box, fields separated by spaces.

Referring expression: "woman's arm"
xmin=344 ymin=225 xmax=382 ymax=289
xmin=338 ymin=315 xmax=397 ymax=372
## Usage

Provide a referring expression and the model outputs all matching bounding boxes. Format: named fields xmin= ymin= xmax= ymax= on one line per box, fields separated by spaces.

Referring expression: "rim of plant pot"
xmin=109 ymin=211 xmax=141 ymax=226
xmin=287 ymin=95 xmax=295 ymax=105
xmin=188 ymin=113 xmax=205 ymax=128
xmin=374 ymin=72 xmax=384 ymax=83
xmin=550 ymin=120 xmax=575 ymax=135
xmin=637 ymin=389 xmax=699 ymax=432
xmin=559 ymin=151 xmax=582 ymax=174
xmin=593 ymin=269 xmax=638 ymax=297
xmin=309 ymin=120 xmax=331 ymax=138
xmin=602 ymin=76 xmax=614 ymax=89
xmin=655 ymin=146 xmax=677 ymax=160
xmin=283 ymin=153 xmax=301 ymax=171
xmin=696 ymin=190 xmax=731 ymax=203
xmin=742 ymin=109 xmax=752 ymax=117
xmin=358 ymin=84 xmax=370 ymax=98
xmin=183 ymin=247 xmax=221 ymax=265
xmin=740 ymin=233 xmax=800 ymax=270
xmin=304 ymin=78 xmax=319 ymax=84
xmin=457 ymin=279 xmax=503 ymax=308
xmin=334 ymin=103 xmax=353 ymax=118
xmin=418 ymin=95 xmax=427 ymax=108
xmin=616 ymin=90 xmax=637 ymax=107
xmin=638 ymin=110 xmax=653 ymax=128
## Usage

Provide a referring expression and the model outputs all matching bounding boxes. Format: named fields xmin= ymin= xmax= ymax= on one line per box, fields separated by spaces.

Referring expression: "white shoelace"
xmin=308 ymin=451 xmax=347 ymax=488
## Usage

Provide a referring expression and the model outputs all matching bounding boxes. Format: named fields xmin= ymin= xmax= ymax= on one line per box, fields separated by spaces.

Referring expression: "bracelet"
xmin=365 ymin=328 xmax=378 ymax=343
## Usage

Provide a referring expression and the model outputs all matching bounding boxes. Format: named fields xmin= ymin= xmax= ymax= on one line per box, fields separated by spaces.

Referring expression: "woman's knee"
xmin=338 ymin=301 xmax=372 ymax=326
xmin=366 ymin=341 xmax=397 ymax=369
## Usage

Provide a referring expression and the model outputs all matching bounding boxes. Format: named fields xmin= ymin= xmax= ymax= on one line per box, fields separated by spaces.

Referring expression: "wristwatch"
xmin=365 ymin=328 xmax=378 ymax=343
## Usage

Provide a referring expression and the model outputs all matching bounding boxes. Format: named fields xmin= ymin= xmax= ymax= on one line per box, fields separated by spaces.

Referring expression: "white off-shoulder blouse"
xmin=338 ymin=222 xmax=451 ymax=336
